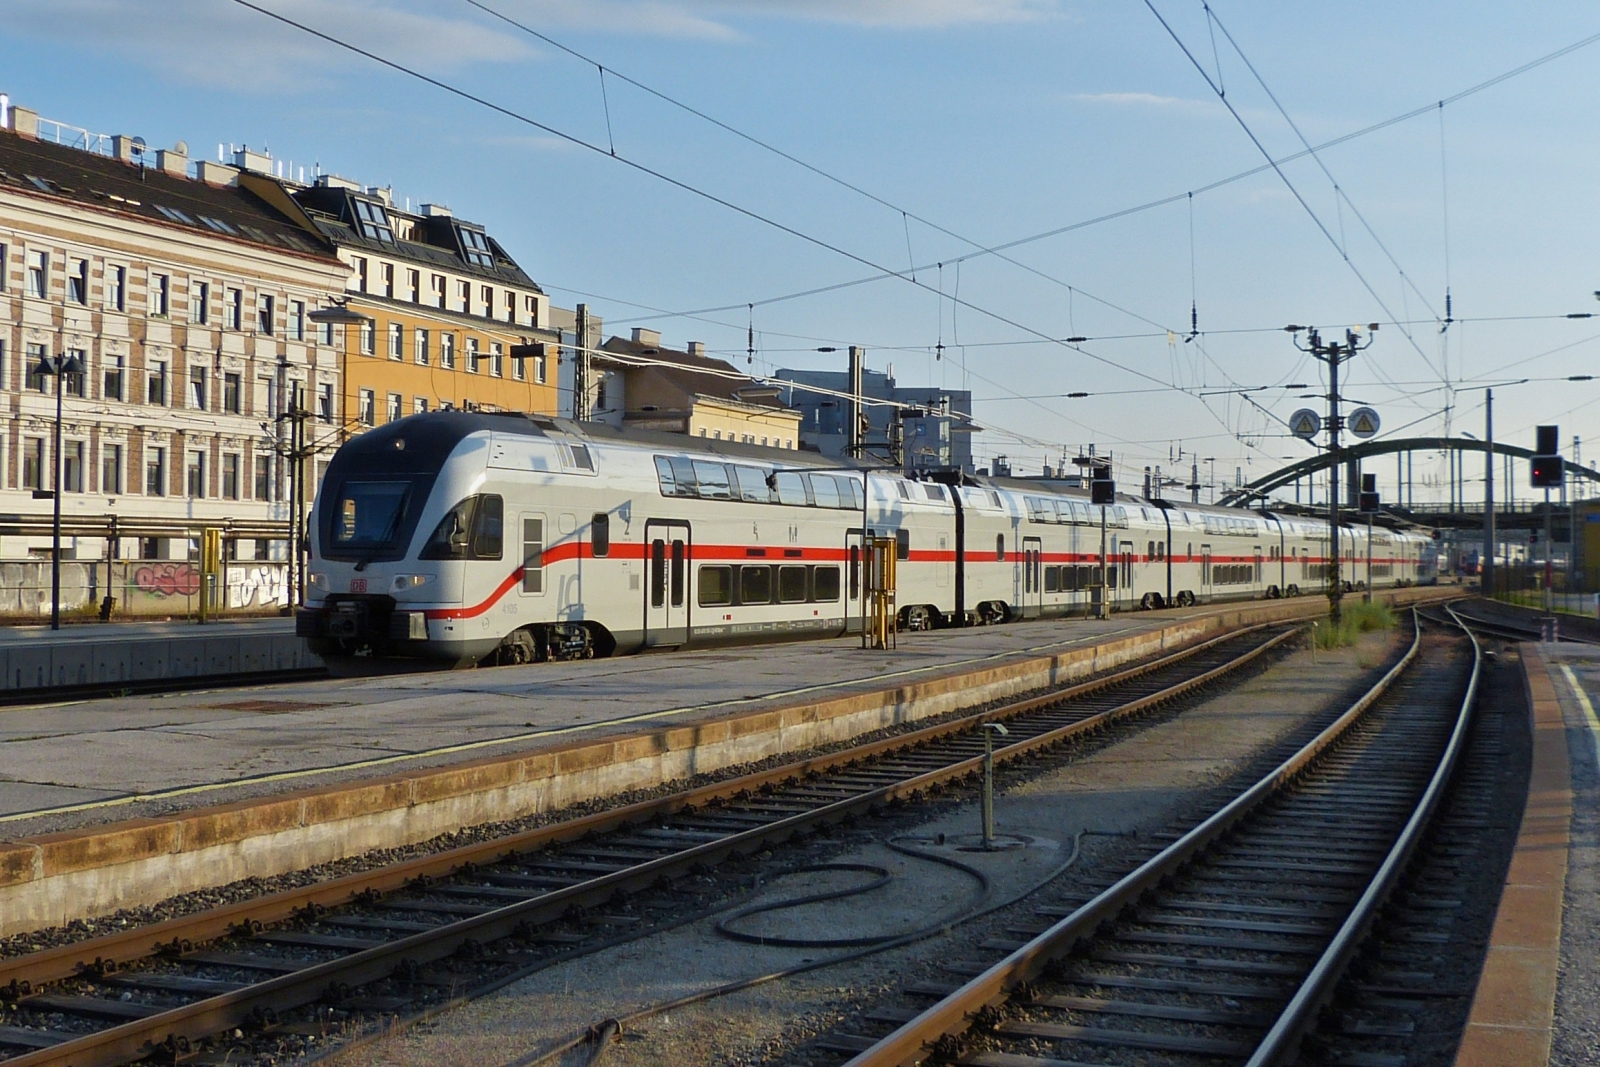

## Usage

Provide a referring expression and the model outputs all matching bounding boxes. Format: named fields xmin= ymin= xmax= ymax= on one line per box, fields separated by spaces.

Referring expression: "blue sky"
xmin=5 ymin=0 xmax=1599 ymax=501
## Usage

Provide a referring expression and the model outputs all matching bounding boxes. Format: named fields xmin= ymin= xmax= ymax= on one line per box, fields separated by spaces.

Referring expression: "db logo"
xmin=349 ymin=578 xmax=368 ymax=593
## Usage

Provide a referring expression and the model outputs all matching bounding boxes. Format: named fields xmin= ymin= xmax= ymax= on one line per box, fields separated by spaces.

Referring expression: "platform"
xmin=0 ymin=587 xmax=1455 ymax=935
xmin=0 ymin=616 xmax=316 ymax=693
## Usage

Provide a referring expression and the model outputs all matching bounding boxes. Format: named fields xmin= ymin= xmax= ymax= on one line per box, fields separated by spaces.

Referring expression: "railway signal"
xmin=1530 ymin=424 xmax=1562 ymax=610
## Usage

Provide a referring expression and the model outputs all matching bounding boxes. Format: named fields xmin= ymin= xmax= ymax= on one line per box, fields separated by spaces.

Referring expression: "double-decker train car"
xmin=297 ymin=412 xmax=1435 ymax=664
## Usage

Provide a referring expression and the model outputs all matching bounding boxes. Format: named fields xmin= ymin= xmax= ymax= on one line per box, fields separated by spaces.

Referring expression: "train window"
xmin=1063 ymin=566 xmax=1078 ymax=592
xmin=654 ymin=456 xmax=697 ymax=498
xmin=773 ymin=471 xmax=810 ymax=507
xmin=895 ymin=528 xmax=910 ymax=561
xmin=996 ymin=534 xmax=1006 ymax=562
xmin=330 ymin=480 xmax=412 ymax=550
xmin=738 ymin=565 xmax=772 ymax=605
xmin=809 ymin=474 xmax=842 ymax=509
xmin=988 ymin=491 xmax=1002 ymax=508
xmin=1044 ymin=566 xmax=1059 ymax=593
xmin=777 ymin=565 xmax=808 ymax=603
xmin=692 ymin=461 xmax=733 ymax=500
xmin=849 ymin=545 xmax=860 ymax=599
xmin=470 ymin=495 xmax=503 ymax=560
xmin=698 ymin=566 xmax=732 ymax=607
xmin=923 ymin=484 xmax=946 ymax=502
xmin=670 ymin=540 xmax=685 ymax=607
xmin=591 ymin=513 xmax=610 ymax=557
xmin=1025 ymin=496 xmax=1049 ymax=522
xmin=731 ymin=465 xmax=772 ymax=503
xmin=650 ymin=539 xmax=666 ymax=607
xmin=564 ymin=444 xmax=594 ymax=471
xmin=813 ymin=566 xmax=841 ymax=602
xmin=896 ymin=481 xmax=912 ymax=500
xmin=846 ymin=478 xmax=866 ymax=510
xmin=521 ymin=517 xmax=543 ymax=592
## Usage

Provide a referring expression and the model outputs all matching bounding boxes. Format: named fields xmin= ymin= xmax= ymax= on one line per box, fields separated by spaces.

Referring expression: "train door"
xmin=1119 ymin=540 xmax=1133 ymax=608
xmin=1254 ymin=546 xmax=1263 ymax=590
xmin=1022 ymin=536 xmax=1043 ymax=618
xmin=644 ymin=520 xmax=690 ymax=647
xmin=1200 ymin=543 xmax=1213 ymax=599
xmin=846 ymin=529 xmax=864 ymax=631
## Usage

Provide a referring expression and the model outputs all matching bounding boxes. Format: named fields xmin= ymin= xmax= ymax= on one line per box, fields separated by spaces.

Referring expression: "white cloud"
xmin=1069 ymin=91 xmax=1220 ymax=114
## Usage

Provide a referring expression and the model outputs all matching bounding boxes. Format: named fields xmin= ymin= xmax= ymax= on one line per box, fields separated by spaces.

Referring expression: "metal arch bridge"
xmin=1218 ymin=435 xmax=1600 ymax=509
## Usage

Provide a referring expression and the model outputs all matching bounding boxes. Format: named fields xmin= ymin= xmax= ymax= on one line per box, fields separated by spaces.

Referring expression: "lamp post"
xmin=33 ymin=351 xmax=84 ymax=630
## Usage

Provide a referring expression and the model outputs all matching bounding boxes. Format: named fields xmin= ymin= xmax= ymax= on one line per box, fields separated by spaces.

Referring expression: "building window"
xmin=355 ymin=199 xmax=395 ymax=243
xmin=67 ymin=258 xmax=88 ymax=304
xmin=256 ymin=375 xmax=276 ymax=419
xmin=387 ymin=392 xmax=403 ymax=423
xmin=106 ymin=265 xmax=125 ymax=310
xmin=360 ymin=320 xmax=375 ymax=356
xmin=456 ymin=279 xmax=470 ymax=313
xmin=103 ymin=354 xmax=125 ymax=401
xmin=432 ymin=274 xmax=446 ymax=308
xmin=465 ymin=336 xmax=480 ymax=374
xmin=319 ymin=382 xmax=334 ymax=423
xmin=258 ymin=294 xmax=275 ymax=334
xmin=63 ymin=441 xmax=84 ymax=493
xmin=102 ymin=443 xmax=123 ymax=495
xmin=190 ymin=281 xmax=210 ymax=324
xmin=388 ymin=322 xmax=404 ymax=360
xmin=414 ymin=396 xmax=429 ymax=415
xmin=64 ymin=349 xmax=86 ymax=396
xmin=254 ymin=455 xmax=273 ymax=500
xmin=535 ymin=346 xmax=547 ymax=383
xmin=26 ymin=250 xmax=47 ymax=298
xmin=504 ymin=291 xmax=516 ymax=322
xmin=189 ymin=365 xmax=207 ymax=410
xmin=147 ymin=361 xmax=168 ymax=406
xmin=479 ymin=284 xmax=493 ymax=318
xmin=524 ymin=295 xmax=539 ymax=327
xmin=222 ymin=453 xmax=240 ymax=500
xmin=0 ymin=244 xmax=6 ymax=291
xmin=148 ymin=273 xmax=170 ymax=316
xmin=407 ymin=269 xmax=420 ymax=303
xmin=490 ymin=342 xmax=503 ymax=378
xmin=25 ymin=343 xmax=47 ymax=392
xmin=290 ymin=299 xmax=306 ymax=340
xmin=354 ymin=257 xmax=368 ymax=293
xmin=359 ymin=388 xmax=376 ymax=426
xmin=414 ymin=328 xmax=430 ymax=365
xmin=146 ymin=447 xmax=166 ymax=496
xmin=224 ymin=372 xmax=242 ymax=414
xmin=186 ymin=451 xmax=206 ymax=498
xmin=382 ymin=262 xmax=394 ymax=298
xmin=22 ymin=438 xmax=43 ymax=490
xmin=440 ymin=332 xmax=455 ymax=370
xmin=227 ymin=288 xmax=243 ymax=330
xmin=512 ymin=348 xmax=526 ymax=381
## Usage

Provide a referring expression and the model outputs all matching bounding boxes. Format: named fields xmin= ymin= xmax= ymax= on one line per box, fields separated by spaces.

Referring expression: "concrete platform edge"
xmin=1453 ymin=643 xmax=1573 ymax=1067
xmin=0 ymin=588 xmax=1455 ymax=935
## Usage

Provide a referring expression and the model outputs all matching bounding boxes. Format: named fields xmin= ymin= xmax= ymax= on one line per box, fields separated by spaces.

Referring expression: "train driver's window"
xmin=738 ymin=565 xmax=772 ymax=605
xmin=773 ymin=471 xmax=809 ymax=506
xmin=521 ymin=517 xmax=543 ymax=593
xmin=809 ymin=474 xmax=842 ymax=508
xmin=995 ymin=534 xmax=1006 ymax=562
xmin=812 ymin=566 xmax=841 ymax=602
xmin=591 ymin=513 xmax=610 ymax=557
xmin=472 ymin=495 xmax=503 ymax=559
xmin=895 ymin=528 xmax=911 ymax=561
xmin=777 ymin=565 xmax=808 ymax=603
xmin=698 ymin=566 xmax=732 ymax=606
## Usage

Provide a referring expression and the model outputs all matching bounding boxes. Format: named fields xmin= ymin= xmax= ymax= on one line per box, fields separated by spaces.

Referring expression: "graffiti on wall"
xmin=133 ymin=562 xmax=202 ymax=598
xmin=228 ymin=565 xmax=290 ymax=609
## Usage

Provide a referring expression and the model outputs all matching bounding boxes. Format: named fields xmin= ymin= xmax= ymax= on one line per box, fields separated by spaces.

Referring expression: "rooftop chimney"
xmin=196 ymin=161 xmax=239 ymax=186
xmin=8 ymin=105 xmax=37 ymax=141
xmin=232 ymin=145 xmax=273 ymax=174
xmin=685 ymin=341 xmax=706 ymax=357
xmin=364 ymin=185 xmax=392 ymax=207
xmin=156 ymin=142 xmax=188 ymax=178
xmin=112 ymin=134 xmax=143 ymax=163
xmin=632 ymin=328 xmax=662 ymax=348
xmin=314 ymin=173 xmax=360 ymax=191
xmin=421 ymin=202 xmax=453 ymax=218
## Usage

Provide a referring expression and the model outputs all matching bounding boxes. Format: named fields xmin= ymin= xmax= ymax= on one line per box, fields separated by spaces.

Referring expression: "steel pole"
xmin=51 ymin=365 xmax=64 ymax=631
xmin=1545 ymin=487 xmax=1554 ymax=613
xmin=1483 ymin=389 xmax=1495 ymax=597
xmin=1326 ymin=343 xmax=1342 ymax=623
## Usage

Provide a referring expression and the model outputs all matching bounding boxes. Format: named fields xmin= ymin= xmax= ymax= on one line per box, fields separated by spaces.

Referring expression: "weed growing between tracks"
xmin=1315 ymin=599 xmax=1395 ymax=650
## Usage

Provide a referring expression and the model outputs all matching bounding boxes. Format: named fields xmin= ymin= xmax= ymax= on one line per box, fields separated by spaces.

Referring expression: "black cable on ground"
xmin=507 ymin=828 xmax=1091 ymax=1067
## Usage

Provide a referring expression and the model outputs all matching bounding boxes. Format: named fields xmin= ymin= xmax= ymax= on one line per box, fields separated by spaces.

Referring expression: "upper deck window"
xmin=354 ymin=199 xmax=394 ymax=243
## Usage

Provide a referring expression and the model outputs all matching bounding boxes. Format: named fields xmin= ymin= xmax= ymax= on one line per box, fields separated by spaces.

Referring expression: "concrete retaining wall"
xmin=0 ymin=586 xmax=1457 ymax=934
xmin=0 ymin=628 xmax=317 ymax=692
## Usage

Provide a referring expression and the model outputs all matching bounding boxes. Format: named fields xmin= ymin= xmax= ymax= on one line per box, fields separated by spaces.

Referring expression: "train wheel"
xmin=902 ymin=605 xmax=935 ymax=632
xmin=1139 ymin=592 xmax=1157 ymax=610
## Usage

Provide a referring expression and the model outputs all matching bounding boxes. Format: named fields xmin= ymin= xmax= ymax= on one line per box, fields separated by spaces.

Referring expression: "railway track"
xmin=0 ymin=622 xmax=1302 ymax=1067
xmin=832 ymin=605 xmax=1480 ymax=1067
xmin=1427 ymin=598 xmax=1598 ymax=645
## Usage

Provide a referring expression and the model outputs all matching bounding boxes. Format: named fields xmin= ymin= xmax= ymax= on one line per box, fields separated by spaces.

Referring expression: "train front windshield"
xmin=329 ymin=480 xmax=414 ymax=555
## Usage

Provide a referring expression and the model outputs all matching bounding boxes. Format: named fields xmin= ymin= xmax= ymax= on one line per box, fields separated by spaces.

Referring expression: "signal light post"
xmin=1531 ymin=424 xmax=1564 ymax=612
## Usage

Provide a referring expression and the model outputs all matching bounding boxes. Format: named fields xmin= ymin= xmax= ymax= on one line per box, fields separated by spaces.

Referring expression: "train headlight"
xmin=392 ymin=573 xmax=435 ymax=591
xmin=308 ymin=572 xmax=330 ymax=591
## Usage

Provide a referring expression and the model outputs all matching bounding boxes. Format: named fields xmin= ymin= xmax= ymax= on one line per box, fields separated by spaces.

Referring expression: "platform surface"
xmin=0 ymin=616 xmax=295 ymax=645
xmin=0 ymin=609 xmax=1204 ymax=833
xmin=1546 ymin=643 xmax=1600 ymax=1065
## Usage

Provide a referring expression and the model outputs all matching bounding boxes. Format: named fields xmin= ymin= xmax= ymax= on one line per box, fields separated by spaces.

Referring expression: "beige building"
xmin=0 ymin=101 xmax=348 ymax=568
xmin=596 ymin=329 xmax=802 ymax=448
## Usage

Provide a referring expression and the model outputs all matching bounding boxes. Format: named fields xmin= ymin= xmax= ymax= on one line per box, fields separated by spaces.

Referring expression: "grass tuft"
xmin=1312 ymin=599 xmax=1396 ymax=650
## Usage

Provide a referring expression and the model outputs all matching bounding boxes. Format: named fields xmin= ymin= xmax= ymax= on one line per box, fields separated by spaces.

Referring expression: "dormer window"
xmin=354 ymin=199 xmax=394 ymax=243
xmin=155 ymin=204 xmax=195 ymax=224
xmin=459 ymin=226 xmax=493 ymax=267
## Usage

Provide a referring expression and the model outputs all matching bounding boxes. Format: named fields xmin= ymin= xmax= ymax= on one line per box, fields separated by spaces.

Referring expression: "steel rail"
xmin=840 ymin=611 xmax=1434 ymax=1067
xmin=0 ymin=623 xmax=1299 ymax=1067
xmin=1241 ymin=602 xmax=1481 ymax=1065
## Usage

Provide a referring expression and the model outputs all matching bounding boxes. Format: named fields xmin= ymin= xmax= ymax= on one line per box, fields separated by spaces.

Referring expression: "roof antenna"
xmin=935 ymin=262 xmax=944 ymax=361
xmin=747 ymin=303 xmax=755 ymax=365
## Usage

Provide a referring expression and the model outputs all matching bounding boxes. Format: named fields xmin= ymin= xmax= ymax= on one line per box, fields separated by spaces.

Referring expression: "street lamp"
xmin=33 ymin=350 xmax=84 ymax=630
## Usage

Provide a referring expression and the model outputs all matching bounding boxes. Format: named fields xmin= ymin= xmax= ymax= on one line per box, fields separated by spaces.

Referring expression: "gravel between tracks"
xmin=321 ymin=630 xmax=1405 ymax=1067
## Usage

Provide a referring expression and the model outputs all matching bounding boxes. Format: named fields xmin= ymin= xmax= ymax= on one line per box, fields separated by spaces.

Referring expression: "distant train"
xmin=297 ymin=412 xmax=1437 ymax=664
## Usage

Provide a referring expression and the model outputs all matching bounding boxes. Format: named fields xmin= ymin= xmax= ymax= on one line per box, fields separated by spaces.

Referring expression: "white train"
xmin=297 ymin=412 xmax=1437 ymax=664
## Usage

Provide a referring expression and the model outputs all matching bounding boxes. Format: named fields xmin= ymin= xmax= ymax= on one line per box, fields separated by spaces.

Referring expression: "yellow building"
xmin=284 ymin=177 xmax=559 ymax=432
